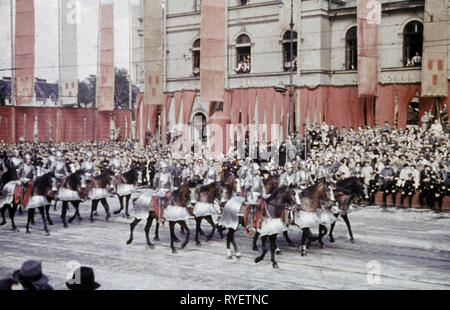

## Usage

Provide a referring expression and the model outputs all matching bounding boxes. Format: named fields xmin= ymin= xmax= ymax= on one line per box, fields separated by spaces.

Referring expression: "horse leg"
xmin=90 ymin=200 xmax=99 ymax=222
xmin=126 ymin=217 xmax=142 ymax=245
xmin=125 ymin=195 xmax=131 ymax=217
xmin=68 ymin=202 xmax=77 ymax=224
xmin=255 ymin=235 xmax=268 ymax=263
xmin=180 ymin=221 xmax=190 ymax=250
xmin=217 ymin=225 xmax=225 ymax=239
xmin=114 ymin=196 xmax=124 ymax=215
xmin=252 ymin=232 xmax=260 ymax=251
xmin=195 ymin=217 xmax=202 ymax=246
xmin=300 ymin=228 xmax=309 ymax=256
xmin=0 ymin=206 xmax=7 ymax=226
xmin=318 ymin=224 xmax=328 ymax=248
xmin=283 ymin=231 xmax=295 ymax=247
xmin=9 ymin=204 xmax=19 ymax=232
xmin=38 ymin=206 xmax=50 ymax=236
xmin=329 ymin=213 xmax=339 ymax=243
xmin=29 ymin=206 xmax=35 ymax=225
xmin=144 ymin=216 xmax=155 ymax=249
xmin=101 ymin=198 xmax=111 ymax=221
xmin=169 ymin=221 xmax=177 ymax=254
xmin=26 ymin=208 xmax=35 ymax=233
xmin=205 ymin=215 xmax=216 ymax=241
xmin=61 ymin=201 xmax=69 ymax=228
xmin=226 ymin=229 xmax=233 ymax=259
xmin=269 ymin=234 xmax=279 ymax=269
xmin=231 ymin=230 xmax=241 ymax=259
xmin=154 ymin=221 xmax=160 ymax=241
xmin=341 ymin=214 xmax=354 ymax=243
xmin=45 ymin=205 xmax=53 ymax=225
xmin=74 ymin=201 xmax=83 ymax=221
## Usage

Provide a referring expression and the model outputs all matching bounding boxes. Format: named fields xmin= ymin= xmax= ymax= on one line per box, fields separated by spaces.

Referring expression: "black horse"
xmin=87 ymin=170 xmax=114 ymax=222
xmin=25 ymin=172 xmax=58 ymax=235
xmin=113 ymin=169 xmax=138 ymax=217
xmin=329 ymin=177 xmax=365 ymax=243
xmin=58 ymin=170 xmax=86 ymax=228
xmin=0 ymin=163 xmax=20 ymax=231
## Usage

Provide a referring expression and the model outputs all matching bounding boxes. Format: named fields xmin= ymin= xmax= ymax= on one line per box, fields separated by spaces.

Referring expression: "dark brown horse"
xmin=25 ymin=172 xmax=58 ymax=235
xmin=113 ymin=169 xmax=138 ymax=217
xmin=0 ymin=164 xmax=20 ymax=231
xmin=329 ymin=177 xmax=365 ymax=243
xmin=126 ymin=182 xmax=195 ymax=253
xmin=87 ymin=170 xmax=114 ymax=222
xmin=58 ymin=170 xmax=86 ymax=228
xmin=295 ymin=180 xmax=332 ymax=256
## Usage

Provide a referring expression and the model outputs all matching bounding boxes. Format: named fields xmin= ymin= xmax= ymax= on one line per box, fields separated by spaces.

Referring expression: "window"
xmin=235 ymin=34 xmax=251 ymax=74
xmin=239 ymin=0 xmax=248 ymax=6
xmin=345 ymin=27 xmax=357 ymax=70
xmin=403 ymin=21 xmax=423 ymax=67
xmin=282 ymin=31 xmax=297 ymax=72
xmin=192 ymin=39 xmax=201 ymax=76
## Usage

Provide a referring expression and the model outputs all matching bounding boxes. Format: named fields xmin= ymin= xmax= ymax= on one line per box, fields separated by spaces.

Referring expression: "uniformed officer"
xmin=419 ymin=165 xmax=434 ymax=209
xmin=379 ymin=160 xmax=396 ymax=207
xmin=400 ymin=172 xmax=415 ymax=209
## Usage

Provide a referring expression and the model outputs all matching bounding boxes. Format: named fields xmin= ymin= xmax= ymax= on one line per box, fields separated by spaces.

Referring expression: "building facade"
xmin=131 ymin=0 xmax=450 ymax=146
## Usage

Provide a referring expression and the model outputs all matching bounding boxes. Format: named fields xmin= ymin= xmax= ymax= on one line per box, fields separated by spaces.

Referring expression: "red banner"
xmin=15 ymin=0 xmax=35 ymax=106
xmin=97 ymin=3 xmax=115 ymax=111
xmin=357 ymin=0 xmax=380 ymax=97
xmin=200 ymin=0 xmax=226 ymax=102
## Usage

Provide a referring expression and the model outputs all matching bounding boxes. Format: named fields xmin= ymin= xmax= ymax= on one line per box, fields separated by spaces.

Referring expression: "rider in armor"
xmin=244 ymin=163 xmax=267 ymax=204
xmin=9 ymin=149 xmax=23 ymax=172
xmin=203 ymin=160 xmax=218 ymax=185
xmin=153 ymin=161 xmax=175 ymax=221
xmin=109 ymin=150 xmax=123 ymax=176
xmin=181 ymin=160 xmax=195 ymax=186
xmin=279 ymin=162 xmax=296 ymax=188
xmin=295 ymin=161 xmax=313 ymax=191
xmin=19 ymin=154 xmax=36 ymax=183
xmin=81 ymin=152 xmax=96 ymax=189
xmin=54 ymin=151 xmax=69 ymax=180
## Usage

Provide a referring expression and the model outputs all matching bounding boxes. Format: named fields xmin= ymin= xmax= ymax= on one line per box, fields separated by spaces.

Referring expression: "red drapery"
xmin=174 ymin=92 xmax=182 ymax=124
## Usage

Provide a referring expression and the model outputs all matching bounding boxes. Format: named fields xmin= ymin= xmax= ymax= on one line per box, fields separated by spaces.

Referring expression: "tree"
xmin=114 ymin=68 xmax=138 ymax=110
xmin=78 ymin=75 xmax=96 ymax=108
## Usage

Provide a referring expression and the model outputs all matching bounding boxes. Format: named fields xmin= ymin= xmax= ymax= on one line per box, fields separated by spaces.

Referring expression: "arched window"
xmin=192 ymin=39 xmax=201 ymax=76
xmin=235 ymin=34 xmax=251 ymax=74
xmin=345 ymin=27 xmax=357 ymax=70
xmin=403 ymin=21 xmax=423 ymax=67
xmin=282 ymin=31 xmax=298 ymax=72
xmin=238 ymin=0 xmax=248 ymax=6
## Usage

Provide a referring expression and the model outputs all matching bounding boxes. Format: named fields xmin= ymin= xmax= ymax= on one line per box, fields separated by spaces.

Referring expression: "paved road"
xmin=1 ymin=192 xmax=449 ymax=290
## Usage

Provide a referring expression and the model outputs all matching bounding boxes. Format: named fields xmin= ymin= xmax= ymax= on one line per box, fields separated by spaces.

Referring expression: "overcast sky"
xmin=0 ymin=0 xmax=134 ymax=83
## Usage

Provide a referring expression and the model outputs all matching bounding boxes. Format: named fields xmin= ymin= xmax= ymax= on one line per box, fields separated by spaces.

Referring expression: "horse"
xmin=0 ymin=163 xmax=21 ymax=231
xmin=329 ymin=177 xmax=365 ymax=243
xmin=57 ymin=170 xmax=86 ymax=228
xmin=191 ymin=178 xmax=230 ymax=246
xmin=25 ymin=173 xmax=58 ymax=235
xmin=126 ymin=182 xmax=195 ymax=253
xmin=113 ymin=168 xmax=138 ymax=217
xmin=86 ymin=170 xmax=114 ymax=222
xmin=251 ymin=175 xmax=295 ymax=253
xmin=294 ymin=180 xmax=333 ymax=256
xmin=218 ymin=186 xmax=296 ymax=268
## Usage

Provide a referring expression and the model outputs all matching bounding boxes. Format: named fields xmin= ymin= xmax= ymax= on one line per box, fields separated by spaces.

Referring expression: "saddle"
xmin=243 ymin=198 xmax=266 ymax=235
xmin=21 ymin=181 xmax=33 ymax=207
xmin=151 ymin=191 xmax=171 ymax=221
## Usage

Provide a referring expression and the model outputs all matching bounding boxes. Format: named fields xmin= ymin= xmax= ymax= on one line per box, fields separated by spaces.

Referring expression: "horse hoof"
xmin=45 ymin=231 xmax=50 ymax=236
xmin=255 ymin=257 xmax=263 ymax=264
xmin=12 ymin=227 xmax=19 ymax=232
xmin=125 ymin=214 xmax=130 ymax=218
xmin=68 ymin=218 xmax=75 ymax=224
xmin=26 ymin=230 xmax=31 ymax=234
xmin=329 ymin=237 xmax=335 ymax=243
xmin=253 ymin=246 xmax=259 ymax=252
xmin=90 ymin=218 xmax=94 ymax=223
xmin=196 ymin=242 xmax=201 ymax=247
xmin=235 ymin=252 xmax=242 ymax=259
xmin=0 ymin=221 xmax=6 ymax=226
xmin=126 ymin=239 xmax=132 ymax=245
xmin=63 ymin=224 xmax=68 ymax=228
xmin=206 ymin=236 xmax=213 ymax=242
xmin=148 ymin=244 xmax=155 ymax=249
xmin=47 ymin=221 xmax=53 ymax=226
xmin=350 ymin=238 xmax=355 ymax=243
xmin=174 ymin=238 xmax=181 ymax=243
xmin=113 ymin=210 xmax=121 ymax=215
xmin=172 ymin=249 xmax=177 ymax=254
xmin=154 ymin=236 xmax=160 ymax=242
xmin=275 ymin=248 xmax=281 ymax=255
xmin=272 ymin=263 xmax=279 ymax=269
xmin=181 ymin=243 xmax=188 ymax=249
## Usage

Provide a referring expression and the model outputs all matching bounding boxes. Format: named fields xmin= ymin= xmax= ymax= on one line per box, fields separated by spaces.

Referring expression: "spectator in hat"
xmin=66 ymin=266 xmax=101 ymax=291
xmin=0 ymin=260 xmax=53 ymax=290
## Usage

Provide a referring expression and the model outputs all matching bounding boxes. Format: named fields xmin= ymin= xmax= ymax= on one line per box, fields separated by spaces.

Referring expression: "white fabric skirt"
xmin=258 ymin=218 xmax=288 ymax=237
xmin=117 ymin=184 xmax=135 ymax=196
xmin=218 ymin=197 xmax=245 ymax=230
xmin=0 ymin=181 xmax=19 ymax=207
xmin=316 ymin=209 xmax=338 ymax=225
xmin=89 ymin=188 xmax=109 ymax=200
xmin=193 ymin=202 xmax=220 ymax=218
xmin=26 ymin=195 xmax=49 ymax=209
xmin=296 ymin=211 xmax=321 ymax=229
xmin=129 ymin=190 xmax=155 ymax=219
xmin=164 ymin=205 xmax=191 ymax=222
xmin=57 ymin=188 xmax=81 ymax=202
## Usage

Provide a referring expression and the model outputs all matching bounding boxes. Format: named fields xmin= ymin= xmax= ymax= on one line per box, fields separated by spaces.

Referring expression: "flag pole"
xmin=10 ymin=0 xmax=15 ymax=106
